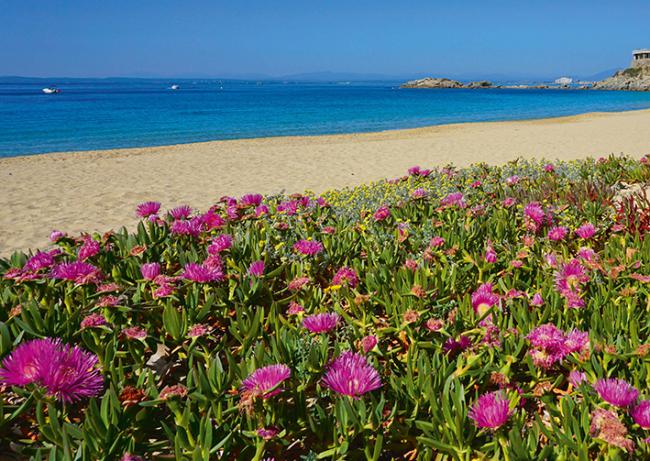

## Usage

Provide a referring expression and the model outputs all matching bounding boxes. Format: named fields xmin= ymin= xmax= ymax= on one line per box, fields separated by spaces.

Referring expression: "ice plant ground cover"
xmin=1 ymin=156 xmax=650 ymax=460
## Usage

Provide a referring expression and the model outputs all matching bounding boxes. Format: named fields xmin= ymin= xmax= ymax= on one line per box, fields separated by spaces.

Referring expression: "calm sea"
xmin=2 ymin=78 xmax=650 ymax=158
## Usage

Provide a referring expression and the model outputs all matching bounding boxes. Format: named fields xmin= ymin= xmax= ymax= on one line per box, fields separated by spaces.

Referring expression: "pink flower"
xmin=485 ymin=241 xmax=497 ymax=263
xmin=505 ymin=175 xmax=519 ymax=186
xmin=530 ymin=292 xmax=544 ymax=307
xmin=248 ymin=260 xmax=265 ymax=277
xmin=360 ymin=335 xmax=378 ymax=353
xmin=411 ymin=188 xmax=428 ymax=199
xmin=0 ymin=338 xmax=103 ymax=403
xmin=321 ymin=351 xmax=381 ymax=398
xmin=594 ymin=379 xmax=639 ymax=408
xmin=240 ymin=193 xmax=263 ymax=207
xmin=182 ymin=263 xmax=224 ymax=283
xmin=575 ymin=223 xmax=596 ymax=239
xmin=440 ymin=192 xmax=465 ymax=208
xmin=51 ymin=261 xmax=101 ymax=285
xmin=257 ymin=427 xmax=280 ymax=440
xmin=208 ymin=234 xmax=233 ymax=254
xmin=590 ymin=408 xmax=635 ymax=452
xmin=429 ymin=236 xmax=445 ymax=248
xmin=136 ymin=201 xmax=161 ymax=218
xmin=404 ymin=259 xmax=418 ymax=271
xmin=200 ymin=210 xmax=226 ymax=230
xmin=547 ymin=226 xmax=568 ymax=241
xmin=544 ymin=163 xmax=555 ymax=173
xmin=122 ymin=326 xmax=147 ymax=340
xmin=527 ymin=324 xmax=588 ymax=369
xmin=288 ymin=276 xmax=310 ymax=291
xmin=569 ymin=370 xmax=588 ymax=387
xmin=502 ymin=197 xmax=516 ymax=208
xmin=255 ymin=205 xmax=269 ymax=216
xmin=240 ymin=364 xmax=291 ymax=399
xmin=50 ymin=230 xmax=66 ymax=242
xmin=169 ymin=205 xmax=192 ymax=220
xmin=80 ymin=313 xmax=107 ymax=329
xmin=159 ymin=384 xmax=188 ymax=400
xmin=373 ymin=206 xmax=391 ymax=221
xmin=303 ymin=313 xmax=340 ymax=334
xmin=468 ymin=392 xmax=512 ymax=429
xmin=187 ymin=324 xmax=210 ymax=338
xmin=293 ymin=239 xmax=323 ymax=256
xmin=140 ymin=263 xmax=161 ymax=281
xmin=523 ymin=202 xmax=546 ymax=232
xmin=287 ymin=302 xmax=304 ymax=315
xmin=77 ymin=237 xmax=100 ymax=260
xmin=332 ymin=267 xmax=359 ymax=288
xmin=23 ymin=251 xmax=57 ymax=272
xmin=153 ymin=284 xmax=175 ymax=298
xmin=631 ymin=401 xmax=650 ymax=428
xmin=471 ymin=283 xmax=499 ymax=316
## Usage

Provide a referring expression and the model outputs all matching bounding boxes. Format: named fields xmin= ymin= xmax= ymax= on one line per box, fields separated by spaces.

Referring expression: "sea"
xmin=2 ymin=78 xmax=650 ymax=158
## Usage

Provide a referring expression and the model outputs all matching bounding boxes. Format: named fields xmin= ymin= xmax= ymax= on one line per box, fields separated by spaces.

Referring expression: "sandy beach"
xmin=1 ymin=108 xmax=649 ymax=256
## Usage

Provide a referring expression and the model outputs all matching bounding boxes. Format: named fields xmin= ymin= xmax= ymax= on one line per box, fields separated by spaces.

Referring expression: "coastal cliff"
xmin=401 ymin=77 xmax=492 ymax=89
xmin=592 ymin=64 xmax=650 ymax=91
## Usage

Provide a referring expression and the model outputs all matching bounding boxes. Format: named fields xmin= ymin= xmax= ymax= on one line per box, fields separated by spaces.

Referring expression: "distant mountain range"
xmin=0 ymin=68 xmax=623 ymax=84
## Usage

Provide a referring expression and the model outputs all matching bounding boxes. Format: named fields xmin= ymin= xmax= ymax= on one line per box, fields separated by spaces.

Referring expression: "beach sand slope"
xmin=1 ymin=109 xmax=649 ymax=256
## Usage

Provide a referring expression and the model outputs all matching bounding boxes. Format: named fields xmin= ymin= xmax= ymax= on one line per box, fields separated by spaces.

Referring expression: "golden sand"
xmin=2 ymin=109 xmax=649 ymax=256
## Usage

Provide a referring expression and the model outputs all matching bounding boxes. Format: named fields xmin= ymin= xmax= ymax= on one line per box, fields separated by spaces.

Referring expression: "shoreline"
xmin=2 ymin=108 xmax=650 ymax=256
xmin=4 ymin=107 xmax=650 ymax=162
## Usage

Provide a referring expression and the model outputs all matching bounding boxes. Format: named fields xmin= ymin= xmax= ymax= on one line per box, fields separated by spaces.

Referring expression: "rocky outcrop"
xmin=401 ymin=77 xmax=492 ymax=89
xmin=592 ymin=65 xmax=650 ymax=91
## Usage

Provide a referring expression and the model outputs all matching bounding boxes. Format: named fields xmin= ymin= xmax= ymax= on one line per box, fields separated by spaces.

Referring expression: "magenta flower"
xmin=594 ymin=379 xmax=639 ymax=407
xmin=140 ymin=262 xmax=161 ymax=281
xmin=547 ymin=226 xmax=568 ymax=241
xmin=303 ymin=313 xmax=340 ymax=334
xmin=429 ymin=236 xmax=445 ymax=248
xmin=411 ymin=188 xmax=427 ymax=199
xmin=240 ymin=364 xmax=291 ymax=399
xmin=121 ymin=453 xmax=144 ymax=461
xmin=257 ymin=426 xmax=280 ymax=440
xmin=440 ymin=192 xmax=465 ymax=208
xmin=361 ymin=335 xmax=378 ymax=353
xmin=471 ymin=283 xmax=499 ymax=316
xmin=248 ymin=260 xmax=265 ymax=277
xmin=0 ymin=339 xmax=59 ymax=386
xmin=50 ymin=230 xmax=66 ymax=242
xmin=502 ymin=197 xmax=516 ymax=208
xmin=182 ymin=263 xmax=224 ymax=283
xmin=544 ymin=163 xmax=555 ymax=172
xmin=530 ymin=292 xmax=544 ymax=307
xmin=468 ymin=391 xmax=512 ymax=429
xmin=568 ymin=370 xmax=588 ymax=387
xmin=631 ymin=401 xmax=650 ymax=428
xmin=287 ymin=302 xmax=304 ymax=315
xmin=51 ymin=261 xmax=101 ymax=284
xmin=240 ymin=193 xmax=263 ymax=207
xmin=78 ymin=236 xmax=100 ymax=260
xmin=23 ymin=251 xmax=57 ymax=272
xmin=485 ymin=241 xmax=497 ymax=263
xmin=0 ymin=338 xmax=103 ymax=403
xmin=136 ymin=201 xmax=161 ymax=218
xmin=80 ymin=313 xmax=107 ymax=329
xmin=505 ymin=175 xmax=519 ymax=186
xmin=575 ymin=223 xmax=596 ymax=239
xmin=523 ymin=201 xmax=546 ymax=232
xmin=443 ymin=335 xmax=471 ymax=356
xmin=373 ymin=206 xmax=391 ymax=221
xmin=332 ymin=266 xmax=359 ymax=288
xmin=208 ymin=234 xmax=233 ymax=254
xmin=293 ymin=239 xmax=323 ymax=256
xmin=527 ymin=323 xmax=588 ymax=369
xmin=169 ymin=205 xmax=192 ymax=220
xmin=38 ymin=343 xmax=104 ymax=403
xmin=321 ymin=351 xmax=382 ymax=398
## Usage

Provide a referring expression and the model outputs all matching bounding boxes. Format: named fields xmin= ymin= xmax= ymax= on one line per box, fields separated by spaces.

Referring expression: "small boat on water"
xmin=42 ymin=87 xmax=60 ymax=94
xmin=170 ymin=84 xmax=180 ymax=90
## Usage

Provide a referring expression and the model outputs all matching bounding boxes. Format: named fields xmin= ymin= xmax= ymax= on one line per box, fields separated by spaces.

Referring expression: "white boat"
xmin=170 ymin=84 xmax=180 ymax=90
xmin=42 ymin=87 xmax=60 ymax=94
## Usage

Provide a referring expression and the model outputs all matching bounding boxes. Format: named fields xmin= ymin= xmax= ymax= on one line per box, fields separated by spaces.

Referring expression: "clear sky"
xmin=1 ymin=0 xmax=648 ymax=78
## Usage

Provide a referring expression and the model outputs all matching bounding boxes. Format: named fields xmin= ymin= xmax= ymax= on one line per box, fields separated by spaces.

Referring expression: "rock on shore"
xmin=592 ymin=65 xmax=650 ymax=91
xmin=400 ymin=77 xmax=492 ymax=89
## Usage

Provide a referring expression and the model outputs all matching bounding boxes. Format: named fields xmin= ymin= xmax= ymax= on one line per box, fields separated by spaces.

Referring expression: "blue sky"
xmin=1 ymin=0 xmax=648 ymax=78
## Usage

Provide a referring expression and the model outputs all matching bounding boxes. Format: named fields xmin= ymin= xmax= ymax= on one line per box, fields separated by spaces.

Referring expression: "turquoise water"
xmin=2 ymin=78 xmax=650 ymax=158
